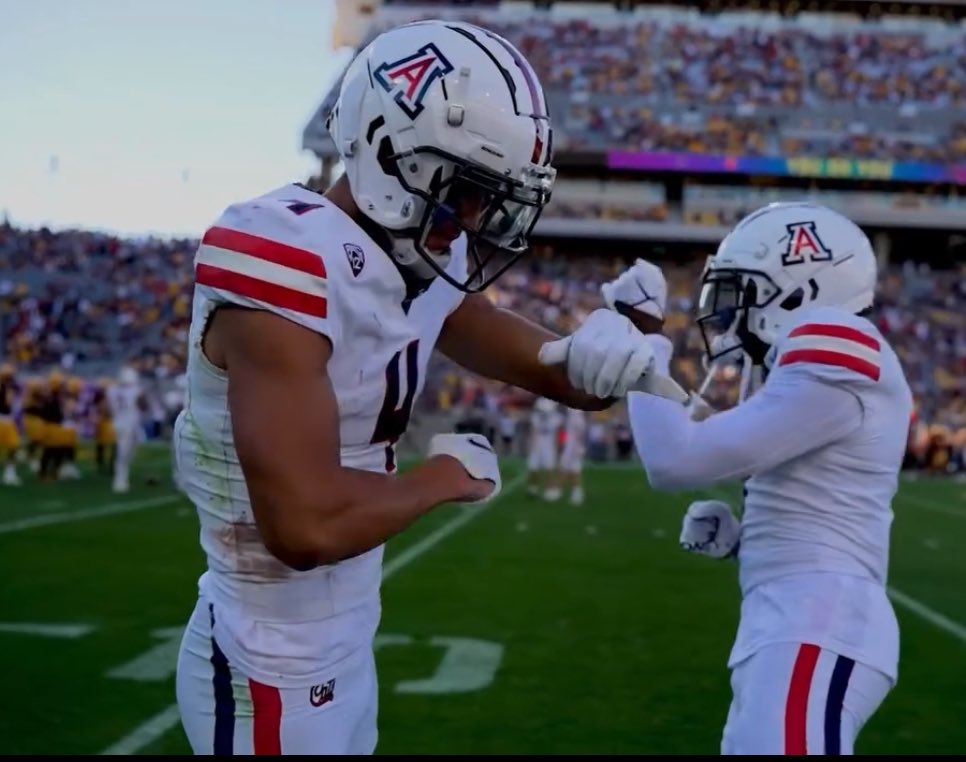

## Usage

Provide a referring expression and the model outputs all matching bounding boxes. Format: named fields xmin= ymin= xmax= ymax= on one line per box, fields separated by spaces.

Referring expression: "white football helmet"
xmin=534 ymin=396 xmax=557 ymax=414
xmin=326 ymin=20 xmax=556 ymax=292
xmin=118 ymin=366 xmax=139 ymax=387
xmin=697 ymin=202 xmax=878 ymax=367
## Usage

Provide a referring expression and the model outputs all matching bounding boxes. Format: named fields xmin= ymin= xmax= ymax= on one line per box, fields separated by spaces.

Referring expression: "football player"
xmin=92 ymin=378 xmax=117 ymax=477
xmin=0 ymin=363 xmax=21 ymax=486
xmin=107 ymin=366 xmax=145 ymax=493
xmin=526 ymin=396 xmax=562 ymax=499
xmin=38 ymin=370 xmax=66 ymax=483
xmin=21 ymin=377 xmax=46 ymax=474
xmin=556 ymin=407 xmax=587 ymax=505
xmin=623 ymin=203 xmax=912 ymax=755
xmin=57 ymin=376 xmax=84 ymax=480
xmin=173 ymin=20 xmax=657 ymax=756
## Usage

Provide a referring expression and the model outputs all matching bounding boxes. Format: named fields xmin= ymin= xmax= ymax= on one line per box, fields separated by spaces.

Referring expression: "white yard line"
xmin=99 ymin=705 xmax=183 ymax=756
xmin=702 ymin=486 xmax=966 ymax=644
xmin=897 ymin=493 xmax=966 ymax=520
xmin=887 ymin=587 xmax=966 ymax=643
xmin=0 ymin=622 xmax=96 ymax=638
xmin=382 ymin=473 xmax=525 ymax=579
xmin=0 ymin=495 xmax=180 ymax=535
xmin=98 ymin=474 xmax=525 ymax=755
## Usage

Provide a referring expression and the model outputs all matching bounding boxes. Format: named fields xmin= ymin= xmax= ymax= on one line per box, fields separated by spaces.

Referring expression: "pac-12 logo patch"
xmin=782 ymin=221 xmax=833 ymax=265
xmin=372 ymin=43 xmax=454 ymax=120
xmin=309 ymin=679 xmax=335 ymax=707
xmin=343 ymin=243 xmax=365 ymax=277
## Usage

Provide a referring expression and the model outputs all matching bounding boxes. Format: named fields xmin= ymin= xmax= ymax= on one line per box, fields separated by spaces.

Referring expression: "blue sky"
xmin=0 ymin=0 xmax=352 ymax=237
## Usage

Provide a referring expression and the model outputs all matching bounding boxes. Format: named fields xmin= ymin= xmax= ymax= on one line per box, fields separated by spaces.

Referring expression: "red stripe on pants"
xmin=249 ymin=678 xmax=282 ymax=754
xmin=785 ymin=643 xmax=820 ymax=754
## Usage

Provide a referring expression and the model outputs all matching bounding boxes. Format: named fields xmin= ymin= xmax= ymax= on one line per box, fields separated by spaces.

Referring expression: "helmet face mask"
xmin=327 ymin=20 xmax=556 ymax=293
xmin=389 ymin=144 xmax=554 ymax=292
xmin=697 ymin=266 xmax=782 ymax=366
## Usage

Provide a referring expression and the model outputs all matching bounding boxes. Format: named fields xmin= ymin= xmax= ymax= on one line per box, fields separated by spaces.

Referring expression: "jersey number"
xmin=283 ymin=200 xmax=324 ymax=216
xmin=371 ymin=339 xmax=420 ymax=472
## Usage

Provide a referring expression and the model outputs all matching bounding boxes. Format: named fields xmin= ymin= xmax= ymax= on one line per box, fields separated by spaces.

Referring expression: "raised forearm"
xmin=256 ymin=457 xmax=466 ymax=570
xmin=438 ymin=297 xmax=613 ymax=411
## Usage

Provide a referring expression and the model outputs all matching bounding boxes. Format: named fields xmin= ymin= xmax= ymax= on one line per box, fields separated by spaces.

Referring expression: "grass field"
xmin=1 ymin=445 xmax=964 ymax=755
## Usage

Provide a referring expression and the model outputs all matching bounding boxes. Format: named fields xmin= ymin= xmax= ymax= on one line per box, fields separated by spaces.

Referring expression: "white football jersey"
xmin=107 ymin=384 xmax=141 ymax=426
xmin=629 ymin=305 xmax=912 ymax=681
xmin=739 ymin=306 xmax=910 ymax=591
xmin=173 ymin=183 xmax=466 ymax=686
xmin=563 ymin=408 xmax=586 ymax=444
xmin=731 ymin=306 xmax=912 ymax=680
xmin=530 ymin=397 xmax=561 ymax=438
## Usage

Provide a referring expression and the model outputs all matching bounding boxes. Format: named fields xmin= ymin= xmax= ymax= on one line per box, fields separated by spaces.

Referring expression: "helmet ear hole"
xmin=376 ymin=136 xmax=403 ymax=180
xmin=742 ymin=277 xmax=759 ymax=307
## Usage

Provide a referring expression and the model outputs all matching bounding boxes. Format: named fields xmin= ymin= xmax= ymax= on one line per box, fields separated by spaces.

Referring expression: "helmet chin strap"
xmin=698 ymin=343 xmax=763 ymax=405
xmin=387 ymin=232 xmax=452 ymax=282
xmin=349 ymin=197 xmax=453 ymax=284
xmin=701 ymin=316 xmax=768 ymax=406
xmin=738 ymin=358 xmax=765 ymax=403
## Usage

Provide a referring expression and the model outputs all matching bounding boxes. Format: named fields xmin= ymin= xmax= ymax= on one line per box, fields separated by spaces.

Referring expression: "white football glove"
xmin=601 ymin=259 xmax=668 ymax=321
xmin=537 ymin=308 xmax=656 ymax=399
xmin=427 ymin=433 xmax=501 ymax=504
xmin=680 ymin=500 xmax=740 ymax=559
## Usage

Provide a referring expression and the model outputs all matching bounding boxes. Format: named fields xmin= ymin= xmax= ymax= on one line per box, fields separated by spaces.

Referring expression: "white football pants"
xmin=175 ymin=597 xmax=378 ymax=755
xmin=721 ymin=642 xmax=892 ymax=755
xmin=527 ymin=434 xmax=557 ymax=471
xmin=558 ymin=442 xmax=585 ymax=474
xmin=113 ymin=422 xmax=140 ymax=487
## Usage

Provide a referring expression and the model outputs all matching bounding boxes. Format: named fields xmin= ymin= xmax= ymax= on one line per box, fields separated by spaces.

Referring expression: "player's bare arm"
xmin=207 ymin=306 xmax=492 ymax=571
xmin=437 ymin=293 xmax=611 ymax=410
xmin=439 ymin=292 xmax=660 ymax=407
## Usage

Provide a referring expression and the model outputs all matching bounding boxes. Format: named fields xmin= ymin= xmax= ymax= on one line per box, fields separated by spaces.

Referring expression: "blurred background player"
xmin=38 ymin=370 xmax=67 ymax=482
xmin=556 ymin=407 xmax=587 ymax=505
xmin=527 ymin=396 xmax=563 ymax=500
xmin=57 ymin=375 xmax=84 ymax=480
xmin=21 ymin=378 xmax=47 ymax=475
xmin=107 ymin=366 xmax=145 ymax=493
xmin=92 ymin=377 xmax=117 ymax=477
xmin=497 ymin=401 xmax=518 ymax=457
xmin=0 ymin=363 xmax=22 ymax=486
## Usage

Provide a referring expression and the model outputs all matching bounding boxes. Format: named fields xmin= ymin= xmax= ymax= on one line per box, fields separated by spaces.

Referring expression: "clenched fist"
xmin=427 ymin=433 xmax=501 ymax=504
xmin=680 ymin=499 xmax=740 ymax=559
xmin=538 ymin=308 xmax=657 ymax=399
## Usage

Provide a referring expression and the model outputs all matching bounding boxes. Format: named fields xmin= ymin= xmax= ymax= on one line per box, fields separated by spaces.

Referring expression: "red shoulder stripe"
xmin=788 ymin=323 xmax=879 ymax=351
xmin=196 ymin=264 xmax=327 ymax=319
xmin=201 ymin=226 xmax=326 ymax=278
xmin=778 ymin=348 xmax=880 ymax=381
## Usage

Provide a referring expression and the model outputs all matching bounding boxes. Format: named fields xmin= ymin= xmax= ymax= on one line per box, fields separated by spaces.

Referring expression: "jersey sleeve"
xmin=192 ymin=201 xmax=341 ymax=346
xmin=771 ymin=307 xmax=881 ymax=386
xmin=627 ymin=360 xmax=863 ymax=491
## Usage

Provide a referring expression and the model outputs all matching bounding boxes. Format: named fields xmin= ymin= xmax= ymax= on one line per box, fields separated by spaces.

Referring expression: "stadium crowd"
xmin=366 ymin=6 xmax=966 ymax=161
xmin=1 ymin=220 xmax=962 ymax=478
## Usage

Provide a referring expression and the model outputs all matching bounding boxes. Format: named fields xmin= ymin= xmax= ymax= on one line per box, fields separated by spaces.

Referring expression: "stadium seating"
xmin=2 ymin=220 xmax=961 ymax=453
xmin=341 ymin=4 xmax=966 ymax=162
